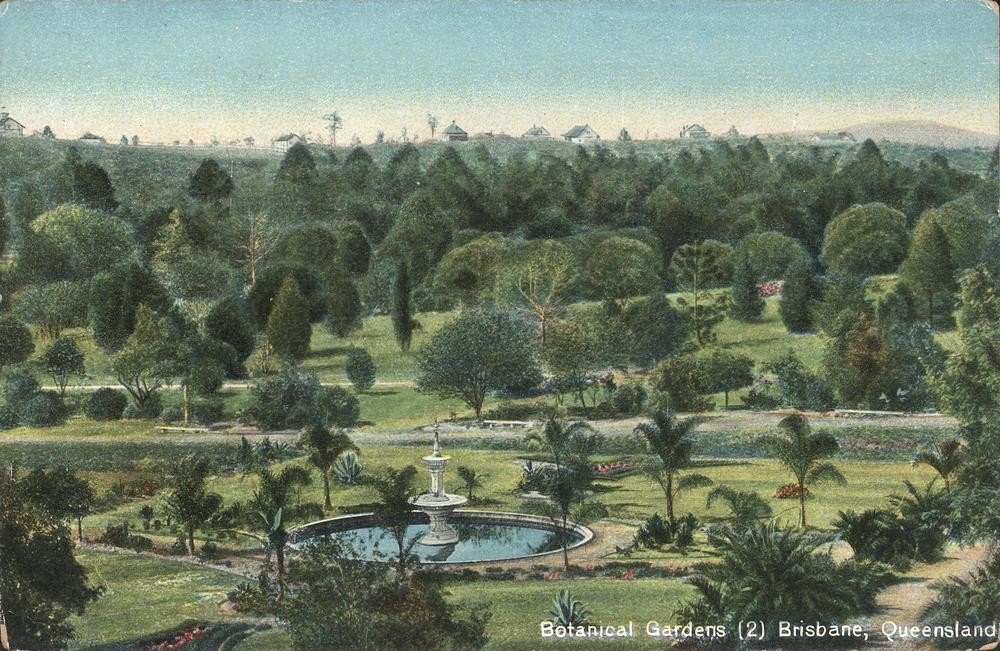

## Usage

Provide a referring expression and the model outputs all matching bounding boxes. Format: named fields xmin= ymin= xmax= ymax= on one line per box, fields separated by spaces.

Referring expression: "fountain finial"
xmin=432 ymin=420 xmax=442 ymax=457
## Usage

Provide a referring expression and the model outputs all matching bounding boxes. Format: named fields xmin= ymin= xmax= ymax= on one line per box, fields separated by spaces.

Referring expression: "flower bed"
xmin=775 ymin=484 xmax=810 ymax=499
xmin=594 ymin=460 xmax=641 ymax=478
xmin=759 ymin=280 xmax=784 ymax=297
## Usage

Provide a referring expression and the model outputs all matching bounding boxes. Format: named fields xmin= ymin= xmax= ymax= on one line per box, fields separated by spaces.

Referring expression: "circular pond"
xmin=291 ymin=510 xmax=593 ymax=564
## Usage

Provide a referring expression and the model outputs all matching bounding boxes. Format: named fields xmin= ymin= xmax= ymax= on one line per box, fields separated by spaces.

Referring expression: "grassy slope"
xmin=69 ymin=550 xmax=243 ymax=650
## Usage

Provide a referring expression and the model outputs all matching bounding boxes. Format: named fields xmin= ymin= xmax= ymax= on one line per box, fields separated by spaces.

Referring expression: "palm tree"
xmin=889 ymin=479 xmax=950 ymax=562
xmin=912 ymin=438 xmax=965 ymax=491
xmin=705 ymin=485 xmax=772 ymax=529
xmin=634 ymin=410 xmax=712 ymax=524
xmin=675 ymin=522 xmax=882 ymax=640
xmin=300 ymin=426 xmax=359 ymax=509
xmin=526 ymin=419 xmax=595 ymax=472
xmin=762 ymin=413 xmax=846 ymax=529
xmin=456 ymin=466 xmax=485 ymax=501
xmin=365 ymin=465 xmax=419 ymax=574
xmin=248 ymin=465 xmax=321 ymax=579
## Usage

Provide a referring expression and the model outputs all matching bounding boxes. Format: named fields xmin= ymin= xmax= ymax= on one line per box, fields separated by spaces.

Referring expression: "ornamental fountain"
xmin=410 ymin=424 xmax=468 ymax=545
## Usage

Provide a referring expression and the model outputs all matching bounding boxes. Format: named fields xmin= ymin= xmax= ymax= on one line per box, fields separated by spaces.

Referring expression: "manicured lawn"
xmin=82 ymin=444 xmax=938 ymax=550
xmin=302 ymin=311 xmax=454 ymax=382
xmin=447 ymin=578 xmax=696 ymax=650
xmin=68 ymin=550 xmax=243 ymax=650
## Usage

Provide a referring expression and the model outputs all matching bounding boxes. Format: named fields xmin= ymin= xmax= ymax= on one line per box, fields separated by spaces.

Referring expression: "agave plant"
xmin=551 ymin=589 xmax=591 ymax=627
xmin=333 ymin=451 xmax=364 ymax=485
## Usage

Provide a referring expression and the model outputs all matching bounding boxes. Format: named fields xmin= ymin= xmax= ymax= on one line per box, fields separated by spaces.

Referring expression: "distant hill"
xmin=836 ymin=120 xmax=998 ymax=149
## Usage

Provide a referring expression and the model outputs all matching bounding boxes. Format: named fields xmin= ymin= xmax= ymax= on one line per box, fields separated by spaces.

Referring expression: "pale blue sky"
xmin=1 ymin=0 xmax=997 ymax=143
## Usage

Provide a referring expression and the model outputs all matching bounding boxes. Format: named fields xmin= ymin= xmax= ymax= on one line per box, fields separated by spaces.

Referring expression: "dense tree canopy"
xmin=821 ymin=203 xmax=909 ymax=278
xmin=417 ymin=309 xmax=542 ymax=418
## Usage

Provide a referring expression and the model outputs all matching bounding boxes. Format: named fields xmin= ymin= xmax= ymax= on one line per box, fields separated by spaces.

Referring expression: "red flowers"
xmin=775 ymin=484 xmax=810 ymax=499
xmin=544 ymin=571 xmax=562 ymax=581
xmin=759 ymin=280 xmax=784 ymax=297
xmin=621 ymin=569 xmax=637 ymax=580
xmin=593 ymin=461 xmax=639 ymax=476
xmin=147 ymin=626 xmax=207 ymax=650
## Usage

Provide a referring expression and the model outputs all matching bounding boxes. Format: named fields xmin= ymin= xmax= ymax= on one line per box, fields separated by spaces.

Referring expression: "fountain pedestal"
xmin=411 ymin=427 xmax=468 ymax=545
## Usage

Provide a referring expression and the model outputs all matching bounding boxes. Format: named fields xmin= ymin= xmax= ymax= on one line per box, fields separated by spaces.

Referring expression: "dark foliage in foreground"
xmin=230 ymin=538 xmax=490 ymax=650
xmin=675 ymin=523 xmax=892 ymax=646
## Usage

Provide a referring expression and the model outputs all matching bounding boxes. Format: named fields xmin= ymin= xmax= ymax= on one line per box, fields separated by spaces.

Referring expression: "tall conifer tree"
xmin=392 ymin=260 xmax=416 ymax=351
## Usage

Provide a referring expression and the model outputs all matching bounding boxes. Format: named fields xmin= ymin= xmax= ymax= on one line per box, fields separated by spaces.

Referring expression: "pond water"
xmin=302 ymin=521 xmax=585 ymax=563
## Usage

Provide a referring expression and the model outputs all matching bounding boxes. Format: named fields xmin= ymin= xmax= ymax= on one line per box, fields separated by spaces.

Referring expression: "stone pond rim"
xmin=288 ymin=510 xmax=595 ymax=565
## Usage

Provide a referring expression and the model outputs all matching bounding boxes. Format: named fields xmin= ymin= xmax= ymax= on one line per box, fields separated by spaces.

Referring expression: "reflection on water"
xmin=311 ymin=522 xmax=581 ymax=563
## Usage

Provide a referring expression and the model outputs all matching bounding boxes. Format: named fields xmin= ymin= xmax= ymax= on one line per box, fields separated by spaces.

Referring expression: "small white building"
xmin=272 ymin=133 xmax=304 ymax=151
xmin=0 ymin=112 xmax=25 ymax=137
xmin=78 ymin=132 xmax=107 ymax=145
xmin=680 ymin=124 xmax=710 ymax=139
xmin=522 ymin=125 xmax=552 ymax=140
xmin=562 ymin=124 xmax=600 ymax=143
xmin=442 ymin=121 xmax=468 ymax=142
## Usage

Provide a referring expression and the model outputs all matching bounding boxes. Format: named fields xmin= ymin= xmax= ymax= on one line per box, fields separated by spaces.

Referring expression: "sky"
xmin=1 ymin=0 xmax=997 ymax=144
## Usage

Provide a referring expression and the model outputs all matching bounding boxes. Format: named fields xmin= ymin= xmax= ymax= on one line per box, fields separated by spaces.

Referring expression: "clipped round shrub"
xmin=123 ymin=393 xmax=163 ymax=420
xmin=191 ymin=397 xmax=225 ymax=425
xmin=0 ymin=403 xmax=19 ymax=429
xmin=160 ymin=405 xmax=183 ymax=424
xmin=85 ymin=388 xmax=128 ymax=421
xmin=316 ymin=385 xmax=360 ymax=428
xmin=20 ymin=391 xmax=66 ymax=427
xmin=345 ymin=347 xmax=376 ymax=392
xmin=4 ymin=368 xmax=40 ymax=405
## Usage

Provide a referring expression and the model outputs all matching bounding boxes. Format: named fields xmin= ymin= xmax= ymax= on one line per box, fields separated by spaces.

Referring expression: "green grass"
xmin=302 ymin=311 xmax=453 ymax=382
xmin=69 ymin=550 xmax=243 ymax=650
xmin=447 ymin=578 xmax=696 ymax=650
xmin=27 ymin=295 xmax=959 ymax=396
xmin=81 ymin=443 xmax=939 ymax=549
xmin=232 ymin=629 xmax=293 ymax=650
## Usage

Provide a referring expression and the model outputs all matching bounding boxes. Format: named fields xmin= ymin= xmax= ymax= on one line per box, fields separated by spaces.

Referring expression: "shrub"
xmin=316 ymin=386 xmax=360 ymax=428
xmin=675 ymin=513 xmax=698 ymax=548
xmin=650 ymin=355 xmax=714 ymax=413
xmin=190 ymin=397 xmax=225 ymax=425
xmin=85 ymin=388 xmax=128 ymax=421
xmin=4 ymin=368 xmax=40 ymax=405
xmin=243 ymin=367 xmax=359 ymax=430
xmin=833 ymin=509 xmax=915 ymax=569
xmin=923 ymin=552 xmax=1000 ymax=645
xmin=345 ymin=347 xmax=376 ymax=392
xmin=0 ymin=403 xmax=19 ymax=429
xmin=741 ymin=375 xmax=782 ymax=410
xmin=123 ymin=393 xmax=163 ymax=420
xmin=610 ymin=382 xmax=646 ymax=416
xmin=0 ymin=316 xmax=35 ymax=370
xmin=675 ymin=523 xmax=892 ymax=641
xmin=98 ymin=522 xmax=154 ymax=552
xmin=170 ymin=536 xmax=189 ymax=555
xmin=633 ymin=512 xmax=699 ymax=549
xmin=160 ymin=405 xmax=183 ymax=423
xmin=515 ymin=463 xmax=563 ymax=494
xmin=634 ymin=513 xmax=673 ymax=548
xmin=201 ymin=541 xmax=220 ymax=559
xmin=484 ymin=401 xmax=545 ymax=421
xmin=20 ymin=391 xmax=66 ymax=427
xmin=767 ymin=352 xmax=835 ymax=411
